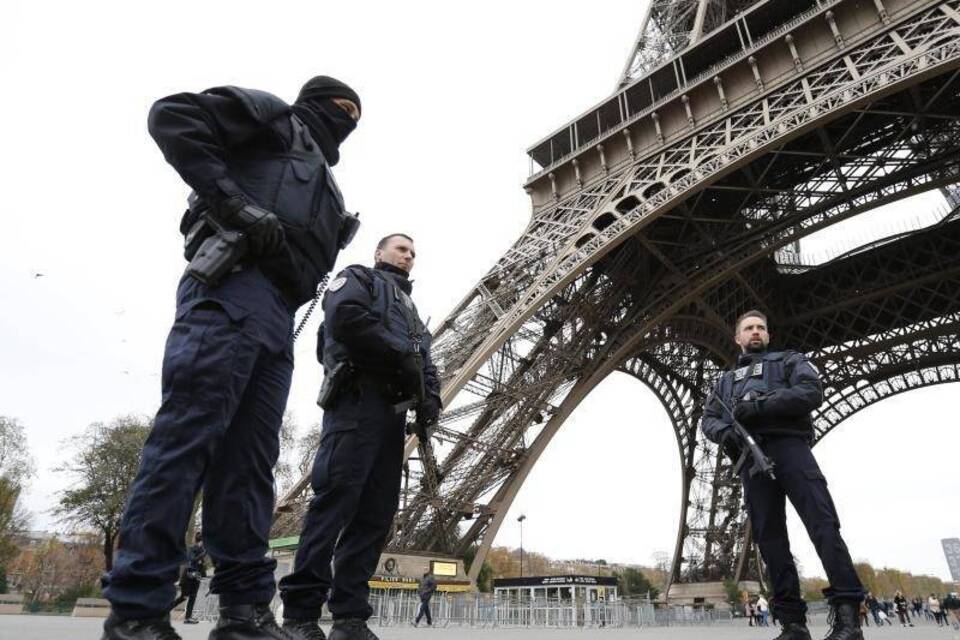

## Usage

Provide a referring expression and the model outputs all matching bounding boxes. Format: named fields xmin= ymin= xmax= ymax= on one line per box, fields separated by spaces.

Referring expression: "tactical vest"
xmin=183 ymin=86 xmax=350 ymax=306
xmin=717 ymin=351 xmax=814 ymax=437
xmin=320 ymin=266 xmax=427 ymax=376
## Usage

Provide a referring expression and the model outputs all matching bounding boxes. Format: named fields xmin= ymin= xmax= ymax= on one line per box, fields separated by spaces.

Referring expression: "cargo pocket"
xmin=311 ymin=420 xmax=359 ymax=489
xmin=161 ymin=298 xmax=251 ymax=404
xmin=803 ymin=468 xmax=839 ymax=522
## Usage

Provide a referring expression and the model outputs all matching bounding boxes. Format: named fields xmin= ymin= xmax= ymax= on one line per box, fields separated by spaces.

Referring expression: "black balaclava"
xmin=292 ymin=75 xmax=361 ymax=166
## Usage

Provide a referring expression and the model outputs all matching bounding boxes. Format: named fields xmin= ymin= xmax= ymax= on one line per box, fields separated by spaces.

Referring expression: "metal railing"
xmin=188 ymin=582 xmax=733 ymax=629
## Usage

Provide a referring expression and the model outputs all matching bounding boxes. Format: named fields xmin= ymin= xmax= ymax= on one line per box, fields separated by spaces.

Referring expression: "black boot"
xmin=772 ymin=621 xmax=812 ymax=640
xmin=208 ymin=604 xmax=291 ymax=640
xmin=282 ymin=619 xmax=326 ymax=640
xmin=101 ymin=613 xmax=182 ymax=640
xmin=822 ymin=602 xmax=864 ymax=640
xmin=327 ymin=618 xmax=379 ymax=640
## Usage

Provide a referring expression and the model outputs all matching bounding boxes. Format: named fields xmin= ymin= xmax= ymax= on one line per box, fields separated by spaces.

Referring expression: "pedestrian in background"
xmin=413 ymin=571 xmax=437 ymax=627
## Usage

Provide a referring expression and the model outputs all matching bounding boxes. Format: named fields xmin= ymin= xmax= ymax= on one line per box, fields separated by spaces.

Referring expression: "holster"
xmin=317 ymin=360 xmax=353 ymax=410
xmin=186 ymin=229 xmax=247 ymax=287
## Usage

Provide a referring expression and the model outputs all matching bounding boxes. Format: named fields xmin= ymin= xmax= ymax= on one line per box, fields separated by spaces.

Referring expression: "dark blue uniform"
xmin=103 ymin=85 xmax=353 ymax=620
xmin=279 ymin=263 xmax=440 ymax=622
xmin=702 ymin=350 xmax=864 ymax=624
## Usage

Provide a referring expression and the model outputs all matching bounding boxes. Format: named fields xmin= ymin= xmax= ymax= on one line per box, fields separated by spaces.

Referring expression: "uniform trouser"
xmin=103 ymin=269 xmax=294 ymax=619
xmin=279 ymin=388 xmax=405 ymax=620
xmin=742 ymin=435 xmax=864 ymax=624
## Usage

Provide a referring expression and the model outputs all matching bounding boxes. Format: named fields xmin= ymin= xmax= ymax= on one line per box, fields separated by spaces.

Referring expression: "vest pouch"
xmin=302 ymin=166 xmax=347 ymax=273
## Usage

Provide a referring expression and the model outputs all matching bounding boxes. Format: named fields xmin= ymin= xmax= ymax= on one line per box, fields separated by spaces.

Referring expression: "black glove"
xmin=399 ymin=351 xmax=425 ymax=401
xmin=209 ymin=195 xmax=284 ymax=256
xmin=734 ymin=397 xmax=763 ymax=424
xmin=718 ymin=426 xmax=742 ymax=463
xmin=416 ymin=395 xmax=441 ymax=439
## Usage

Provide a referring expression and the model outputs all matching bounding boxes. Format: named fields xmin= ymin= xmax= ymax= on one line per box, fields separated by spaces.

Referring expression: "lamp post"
xmin=518 ymin=514 xmax=526 ymax=577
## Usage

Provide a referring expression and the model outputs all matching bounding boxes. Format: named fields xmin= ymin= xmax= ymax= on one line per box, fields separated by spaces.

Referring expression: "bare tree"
xmin=297 ymin=422 xmax=323 ymax=476
xmin=0 ymin=416 xmax=34 ymax=569
xmin=273 ymin=411 xmax=300 ymax=495
xmin=54 ymin=415 xmax=151 ymax=571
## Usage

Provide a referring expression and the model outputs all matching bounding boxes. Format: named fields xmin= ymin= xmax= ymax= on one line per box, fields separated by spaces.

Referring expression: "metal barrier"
xmin=189 ymin=580 xmax=733 ymax=628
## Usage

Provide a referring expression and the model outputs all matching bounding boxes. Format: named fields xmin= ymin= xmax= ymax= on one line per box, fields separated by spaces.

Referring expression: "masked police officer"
xmin=101 ymin=76 xmax=362 ymax=640
xmin=278 ymin=233 xmax=441 ymax=640
xmin=702 ymin=310 xmax=864 ymax=640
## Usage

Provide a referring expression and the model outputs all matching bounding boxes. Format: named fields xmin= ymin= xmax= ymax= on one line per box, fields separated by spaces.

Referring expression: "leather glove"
xmin=734 ymin=397 xmax=763 ymax=424
xmin=416 ymin=395 xmax=441 ymax=437
xmin=209 ymin=195 xmax=284 ymax=256
xmin=718 ymin=426 xmax=742 ymax=463
xmin=399 ymin=351 xmax=425 ymax=400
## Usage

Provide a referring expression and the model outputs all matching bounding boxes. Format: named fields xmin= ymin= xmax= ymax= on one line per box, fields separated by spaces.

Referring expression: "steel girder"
xmin=273 ymin=0 xmax=960 ymax=588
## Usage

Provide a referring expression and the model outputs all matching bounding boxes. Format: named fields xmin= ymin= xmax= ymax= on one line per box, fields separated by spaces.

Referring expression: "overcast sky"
xmin=2 ymin=1 xmax=956 ymax=583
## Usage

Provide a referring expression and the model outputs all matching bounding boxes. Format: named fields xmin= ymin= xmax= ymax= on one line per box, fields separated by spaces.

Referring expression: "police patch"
xmin=328 ymin=277 xmax=347 ymax=292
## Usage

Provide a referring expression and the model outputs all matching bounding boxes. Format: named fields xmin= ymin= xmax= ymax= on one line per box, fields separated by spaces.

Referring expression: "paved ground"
xmin=2 ymin=615 xmax=958 ymax=640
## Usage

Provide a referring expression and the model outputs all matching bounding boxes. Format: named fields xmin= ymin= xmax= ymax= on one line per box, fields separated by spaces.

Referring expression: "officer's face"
xmin=376 ymin=236 xmax=416 ymax=273
xmin=332 ymin=98 xmax=361 ymax=122
xmin=735 ymin=316 xmax=769 ymax=353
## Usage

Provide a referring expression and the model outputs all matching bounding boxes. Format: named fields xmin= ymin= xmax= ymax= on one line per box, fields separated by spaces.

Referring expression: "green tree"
xmin=0 ymin=416 xmax=34 ymax=580
xmin=54 ymin=415 xmax=151 ymax=571
xmin=616 ymin=566 xmax=659 ymax=600
xmin=463 ymin=546 xmax=494 ymax=592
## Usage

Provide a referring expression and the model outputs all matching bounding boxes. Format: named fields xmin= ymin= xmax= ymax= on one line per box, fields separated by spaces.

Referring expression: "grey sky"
xmin=2 ymin=0 xmax=955 ymax=582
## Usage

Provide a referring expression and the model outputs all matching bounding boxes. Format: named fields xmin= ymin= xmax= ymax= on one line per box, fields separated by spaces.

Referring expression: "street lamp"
xmin=517 ymin=514 xmax=526 ymax=577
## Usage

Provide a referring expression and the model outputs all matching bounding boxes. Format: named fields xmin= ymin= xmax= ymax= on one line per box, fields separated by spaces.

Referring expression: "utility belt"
xmin=317 ymin=363 xmax=408 ymax=410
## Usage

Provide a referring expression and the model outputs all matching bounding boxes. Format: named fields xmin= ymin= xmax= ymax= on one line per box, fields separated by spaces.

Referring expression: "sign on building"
xmin=942 ymin=538 xmax=960 ymax=582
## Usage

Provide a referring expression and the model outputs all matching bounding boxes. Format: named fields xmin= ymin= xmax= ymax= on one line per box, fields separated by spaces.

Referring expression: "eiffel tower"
xmin=275 ymin=0 xmax=960 ymax=596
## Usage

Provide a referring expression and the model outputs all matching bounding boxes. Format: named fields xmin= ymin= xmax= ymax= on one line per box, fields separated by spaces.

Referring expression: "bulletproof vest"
xmin=320 ymin=266 xmax=426 ymax=375
xmin=718 ymin=350 xmax=814 ymax=435
xmin=186 ymin=86 xmax=349 ymax=306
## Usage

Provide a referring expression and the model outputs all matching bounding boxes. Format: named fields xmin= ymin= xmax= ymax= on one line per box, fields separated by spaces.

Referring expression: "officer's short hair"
xmin=377 ymin=233 xmax=414 ymax=250
xmin=734 ymin=310 xmax=768 ymax=333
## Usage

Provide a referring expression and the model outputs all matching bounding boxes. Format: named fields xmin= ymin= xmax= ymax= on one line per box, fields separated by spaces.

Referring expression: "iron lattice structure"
xmin=275 ymin=0 xmax=960 ymax=593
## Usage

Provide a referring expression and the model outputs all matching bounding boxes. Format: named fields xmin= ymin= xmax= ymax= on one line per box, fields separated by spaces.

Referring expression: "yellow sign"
xmin=431 ymin=561 xmax=458 ymax=577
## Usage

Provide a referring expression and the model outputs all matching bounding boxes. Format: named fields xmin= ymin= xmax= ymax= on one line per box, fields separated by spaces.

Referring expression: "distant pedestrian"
xmin=757 ymin=595 xmax=770 ymax=626
xmin=942 ymin=592 xmax=960 ymax=629
xmin=894 ymin=590 xmax=913 ymax=627
xmin=747 ymin=600 xmax=756 ymax=626
xmin=865 ymin=592 xmax=881 ymax=626
xmin=928 ymin=594 xmax=942 ymax=626
xmin=858 ymin=601 xmax=869 ymax=627
xmin=413 ymin=572 xmax=437 ymax=627
xmin=876 ymin=608 xmax=891 ymax=626
xmin=171 ymin=532 xmax=206 ymax=624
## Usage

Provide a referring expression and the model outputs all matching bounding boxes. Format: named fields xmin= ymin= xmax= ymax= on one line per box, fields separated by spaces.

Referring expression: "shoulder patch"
xmin=328 ymin=277 xmax=347 ymax=292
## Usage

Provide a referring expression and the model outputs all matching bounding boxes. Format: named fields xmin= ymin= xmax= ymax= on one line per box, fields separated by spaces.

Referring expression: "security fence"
xmin=188 ymin=581 xmax=735 ymax=629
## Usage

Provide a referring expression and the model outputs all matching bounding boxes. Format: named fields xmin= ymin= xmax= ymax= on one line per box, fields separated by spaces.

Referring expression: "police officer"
xmin=279 ymin=233 xmax=441 ymax=640
xmin=702 ymin=310 xmax=864 ymax=640
xmin=171 ymin=532 xmax=206 ymax=624
xmin=101 ymin=76 xmax=362 ymax=640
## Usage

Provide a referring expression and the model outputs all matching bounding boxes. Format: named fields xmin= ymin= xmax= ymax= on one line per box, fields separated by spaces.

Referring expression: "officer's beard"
xmin=744 ymin=340 xmax=767 ymax=354
xmin=291 ymin=99 xmax=357 ymax=166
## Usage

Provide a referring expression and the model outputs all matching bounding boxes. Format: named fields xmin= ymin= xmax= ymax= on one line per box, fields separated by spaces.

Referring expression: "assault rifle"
xmin=712 ymin=393 xmax=777 ymax=480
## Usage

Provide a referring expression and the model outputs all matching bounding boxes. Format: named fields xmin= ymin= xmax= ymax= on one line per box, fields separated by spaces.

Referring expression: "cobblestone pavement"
xmin=2 ymin=615 xmax=958 ymax=640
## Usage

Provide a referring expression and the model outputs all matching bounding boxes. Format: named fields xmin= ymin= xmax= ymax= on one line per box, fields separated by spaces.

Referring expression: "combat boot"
xmin=822 ymin=602 xmax=864 ymax=640
xmin=327 ymin=618 xmax=379 ymax=640
xmin=772 ymin=621 xmax=812 ymax=640
xmin=282 ymin=618 xmax=326 ymax=640
xmin=208 ymin=603 xmax=291 ymax=640
xmin=101 ymin=613 xmax=182 ymax=640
